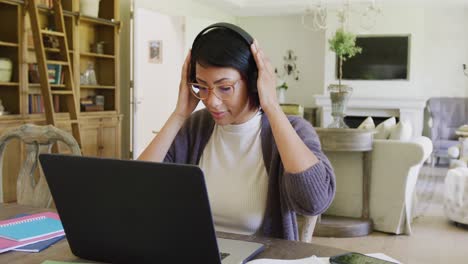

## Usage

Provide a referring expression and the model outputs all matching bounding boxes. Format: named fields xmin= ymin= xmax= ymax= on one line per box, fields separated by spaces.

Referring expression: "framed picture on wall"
xmin=149 ymin=40 xmax=162 ymax=64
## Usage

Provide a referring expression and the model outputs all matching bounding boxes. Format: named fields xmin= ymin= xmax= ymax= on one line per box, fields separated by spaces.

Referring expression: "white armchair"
xmin=370 ymin=136 xmax=433 ymax=234
xmin=323 ymin=136 xmax=433 ymax=235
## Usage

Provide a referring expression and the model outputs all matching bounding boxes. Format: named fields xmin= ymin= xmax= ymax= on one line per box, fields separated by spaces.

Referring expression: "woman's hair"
xmin=190 ymin=28 xmax=260 ymax=109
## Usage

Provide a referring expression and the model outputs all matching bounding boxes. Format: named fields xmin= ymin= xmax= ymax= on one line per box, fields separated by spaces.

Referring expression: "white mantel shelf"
xmin=314 ymin=95 xmax=428 ymax=137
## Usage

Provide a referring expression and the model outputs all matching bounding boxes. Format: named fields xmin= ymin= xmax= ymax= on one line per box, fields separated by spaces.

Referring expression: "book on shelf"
xmin=47 ymin=64 xmax=62 ymax=85
xmin=0 ymin=212 xmax=65 ymax=253
xmin=80 ymin=96 xmax=104 ymax=112
xmin=29 ymin=64 xmax=63 ymax=85
xmin=29 ymin=94 xmax=60 ymax=113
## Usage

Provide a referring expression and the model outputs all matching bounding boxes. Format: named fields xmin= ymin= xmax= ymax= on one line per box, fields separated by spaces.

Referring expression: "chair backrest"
xmin=0 ymin=124 xmax=81 ymax=207
xmin=427 ymin=97 xmax=468 ymax=142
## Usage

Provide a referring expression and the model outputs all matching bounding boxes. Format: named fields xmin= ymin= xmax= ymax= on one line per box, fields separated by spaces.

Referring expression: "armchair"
xmin=427 ymin=97 xmax=468 ymax=166
xmin=323 ymin=136 xmax=432 ymax=234
xmin=369 ymin=136 xmax=433 ymax=234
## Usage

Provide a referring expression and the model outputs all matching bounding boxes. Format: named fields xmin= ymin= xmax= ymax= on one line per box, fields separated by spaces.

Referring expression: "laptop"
xmin=39 ymin=154 xmax=265 ymax=264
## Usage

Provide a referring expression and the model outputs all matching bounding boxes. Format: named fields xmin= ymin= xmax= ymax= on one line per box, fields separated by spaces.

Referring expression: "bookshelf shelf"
xmin=28 ymin=47 xmax=74 ymax=53
xmin=80 ymin=16 xmax=119 ymax=27
xmin=37 ymin=5 xmax=74 ymax=17
xmin=0 ymin=82 xmax=19 ymax=86
xmin=80 ymin=52 xmax=115 ymax=59
xmin=0 ymin=41 xmax=18 ymax=47
xmin=80 ymin=85 xmax=115 ymax=90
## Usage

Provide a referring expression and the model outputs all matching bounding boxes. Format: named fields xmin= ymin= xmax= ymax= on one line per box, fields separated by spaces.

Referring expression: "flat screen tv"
xmin=337 ymin=35 xmax=410 ymax=80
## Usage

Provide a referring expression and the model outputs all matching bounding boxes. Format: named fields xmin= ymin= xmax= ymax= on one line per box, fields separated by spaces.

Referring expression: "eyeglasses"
xmin=188 ymin=81 xmax=239 ymax=101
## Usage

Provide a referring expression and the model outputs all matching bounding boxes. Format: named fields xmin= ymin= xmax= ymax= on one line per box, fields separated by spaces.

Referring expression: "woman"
xmin=138 ymin=23 xmax=335 ymax=240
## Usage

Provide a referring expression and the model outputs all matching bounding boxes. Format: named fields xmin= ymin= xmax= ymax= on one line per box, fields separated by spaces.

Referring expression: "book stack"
xmin=0 ymin=212 xmax=65 ymax=253
xmin=80 ymin=96 xmax=104 ymax=112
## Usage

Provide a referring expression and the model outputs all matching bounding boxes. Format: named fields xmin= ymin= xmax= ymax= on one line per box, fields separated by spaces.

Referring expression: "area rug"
xmin=413 ymin=165 xmax=447 ymax=218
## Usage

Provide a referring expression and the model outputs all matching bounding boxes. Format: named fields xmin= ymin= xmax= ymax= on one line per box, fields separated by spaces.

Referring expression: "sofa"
xmin=323 ymin=136 xmax=433 ymax=234
xmin=427 ymin=97 xmax=468 ymax=165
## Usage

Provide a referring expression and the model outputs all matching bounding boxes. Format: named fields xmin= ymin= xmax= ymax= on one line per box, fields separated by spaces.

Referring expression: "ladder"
xmin=26 ymin=0 xmax=82 ymax=148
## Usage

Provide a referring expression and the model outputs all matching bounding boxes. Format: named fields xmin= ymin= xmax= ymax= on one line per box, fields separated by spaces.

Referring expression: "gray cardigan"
xmin=164 ymin=109 xmax=335 ymax=240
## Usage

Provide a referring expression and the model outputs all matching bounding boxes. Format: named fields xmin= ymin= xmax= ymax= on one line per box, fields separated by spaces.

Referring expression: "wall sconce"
xmin=276 ymin=50 xmax=300 ymax=82
xmin=464 ymin=64 xmax=468 ymax=77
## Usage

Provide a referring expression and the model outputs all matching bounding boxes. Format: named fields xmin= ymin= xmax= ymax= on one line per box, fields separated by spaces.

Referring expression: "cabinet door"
xmin=81 ymin=123 xmax=100 ymax=157
xmin=100 ymin=124 xmax=118 ymax=158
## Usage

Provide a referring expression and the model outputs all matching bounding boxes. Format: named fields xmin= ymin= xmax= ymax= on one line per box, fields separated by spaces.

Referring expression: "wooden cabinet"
xmin=80 ymin=115 xmax=121 ymax=158
xmin=0 ymin=0 xmax=122 ymax=202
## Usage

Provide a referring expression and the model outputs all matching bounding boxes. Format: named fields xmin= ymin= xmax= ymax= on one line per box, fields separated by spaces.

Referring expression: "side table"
xmin=314 ymin=128 xmax=376 ymax=237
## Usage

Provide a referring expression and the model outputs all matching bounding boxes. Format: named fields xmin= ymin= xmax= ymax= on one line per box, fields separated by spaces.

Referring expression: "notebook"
xmin=12 ymin=235 xmax=65 ymax=253
xmin=0 ymin=214 xmax=63 ymax=241
xmin=0 ymin=212 xmax=65 ymax=253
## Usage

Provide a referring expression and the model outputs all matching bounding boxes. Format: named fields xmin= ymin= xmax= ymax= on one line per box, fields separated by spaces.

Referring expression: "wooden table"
xmin=314 ymin=128 xmax=376 ymax=237
xmin=0 ymin=204 xmax=347 ymax=263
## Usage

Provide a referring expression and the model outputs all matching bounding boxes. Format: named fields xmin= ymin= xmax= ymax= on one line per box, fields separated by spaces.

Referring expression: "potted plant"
xmin=327 ymin=28 xmax=362 ymax=128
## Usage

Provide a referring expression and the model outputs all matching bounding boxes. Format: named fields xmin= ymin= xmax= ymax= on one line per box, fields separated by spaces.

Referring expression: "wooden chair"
xmin=299 ymin=215 xmax=318 ymax=243
xmin=0 ymin=124 xmax=81 ymax=208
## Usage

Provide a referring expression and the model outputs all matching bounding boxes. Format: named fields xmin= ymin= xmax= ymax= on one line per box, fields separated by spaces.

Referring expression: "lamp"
xmin=302 ymin=0 xmax=381 ymax=31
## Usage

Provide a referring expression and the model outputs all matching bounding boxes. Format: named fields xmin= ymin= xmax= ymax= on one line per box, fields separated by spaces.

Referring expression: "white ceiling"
xmin=196 ymin=0 xmax=468 ymax=16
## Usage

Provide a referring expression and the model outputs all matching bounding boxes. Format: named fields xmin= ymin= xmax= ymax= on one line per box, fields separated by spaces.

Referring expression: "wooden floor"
xmin=313 ymin=166 xmax=468 ymax=264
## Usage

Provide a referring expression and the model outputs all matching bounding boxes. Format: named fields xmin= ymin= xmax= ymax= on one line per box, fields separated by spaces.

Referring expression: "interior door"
xmin=132 ymin=6 xmax=185 ymax=158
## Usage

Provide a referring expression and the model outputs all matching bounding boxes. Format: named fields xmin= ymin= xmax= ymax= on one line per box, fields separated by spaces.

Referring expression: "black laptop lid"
xmin=39 ymin=154 xmax=221 ymax=264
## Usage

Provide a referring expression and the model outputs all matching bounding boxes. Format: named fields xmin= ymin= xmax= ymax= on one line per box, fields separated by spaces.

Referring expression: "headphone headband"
xmin=192 ymin=22 xmax=254 ymax=48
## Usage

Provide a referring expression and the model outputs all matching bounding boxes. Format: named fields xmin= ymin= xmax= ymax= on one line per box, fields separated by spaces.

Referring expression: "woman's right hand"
xmin=174 ymin=51 xmax=199 ymax=120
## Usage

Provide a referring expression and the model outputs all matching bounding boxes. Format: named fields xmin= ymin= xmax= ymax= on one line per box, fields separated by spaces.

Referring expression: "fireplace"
xmin=344 ymin=116 xmax=400 ymax=128
xmin=314 ymin=96 xmax=427 ymax=137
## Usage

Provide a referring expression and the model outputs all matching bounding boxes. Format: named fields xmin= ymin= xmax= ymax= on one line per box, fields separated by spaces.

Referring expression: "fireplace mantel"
xmin=314 ymin=95 xmax=428 ymax=137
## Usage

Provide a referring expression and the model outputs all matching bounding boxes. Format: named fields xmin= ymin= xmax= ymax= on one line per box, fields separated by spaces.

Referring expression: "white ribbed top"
xmin=199 ymin=112 xmax=268 ymax=235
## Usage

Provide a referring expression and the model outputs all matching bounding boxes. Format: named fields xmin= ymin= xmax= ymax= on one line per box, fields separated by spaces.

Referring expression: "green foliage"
xmin=328 ymin=29 xmax=362 ymax=86
xmin=277 ymin=82 xmax=288 ymax=90
xmin=328 ymin=29 xmax=362 ymax=61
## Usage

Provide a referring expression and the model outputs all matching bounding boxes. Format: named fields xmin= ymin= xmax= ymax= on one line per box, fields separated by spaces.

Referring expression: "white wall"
xmin=119 ymin=0 xmax=236 ymax=158
xmin=131 ymin=0 xmax=237 ymax=50
xmin=323 ymin=6 xmax=468 ymax=98
xmin=422 ymin=7 xmax=468 ymax=97
xmin=238 ymin=16 xmax=326 ymax=107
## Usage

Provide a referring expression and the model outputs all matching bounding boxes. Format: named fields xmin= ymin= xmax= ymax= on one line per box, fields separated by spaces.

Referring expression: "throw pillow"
xmin=374 ymin=117 xmax=397 ymax=139
xmin=357 ymin=117 xmax=375 ymax=129
xmin=389 ymin=120 xmax=412 ymax=141
xmin=458 ymin=124 xmax=468 ymax=132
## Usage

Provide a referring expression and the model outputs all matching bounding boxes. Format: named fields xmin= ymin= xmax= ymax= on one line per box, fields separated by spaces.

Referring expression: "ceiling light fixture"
xmin=302 ymin=0 xmax=381 ymax=31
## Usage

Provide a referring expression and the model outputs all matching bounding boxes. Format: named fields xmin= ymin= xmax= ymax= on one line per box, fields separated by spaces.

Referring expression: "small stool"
xmin=444 ymin=167 xmax=468 ymax=225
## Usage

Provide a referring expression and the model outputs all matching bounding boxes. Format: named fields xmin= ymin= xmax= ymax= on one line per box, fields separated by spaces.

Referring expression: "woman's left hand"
xmin=251 ymin=40 xmax=280 ymax=113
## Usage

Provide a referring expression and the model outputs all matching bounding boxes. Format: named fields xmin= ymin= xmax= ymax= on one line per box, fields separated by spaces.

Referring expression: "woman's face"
xmin=195 ymin=63 xmax=258 ymax=125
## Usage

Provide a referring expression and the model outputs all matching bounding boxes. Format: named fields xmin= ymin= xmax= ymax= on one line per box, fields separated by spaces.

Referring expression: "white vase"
xmin=278 ymin=88 xmax=286 ymax=104
xmin=0 ymin=58 xmax=12 ymax=82
xmin=327 ymin=84 xmax=353 ymax=128
xmin=80 ymin=0 xmax=101 ymax=17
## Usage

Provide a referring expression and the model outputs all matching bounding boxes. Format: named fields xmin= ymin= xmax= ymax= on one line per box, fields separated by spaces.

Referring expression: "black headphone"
xmin=190 ymin=22 xmax=258 ymax=93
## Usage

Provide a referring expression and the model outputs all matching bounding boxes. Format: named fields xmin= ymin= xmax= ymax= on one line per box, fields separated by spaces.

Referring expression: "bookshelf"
xmin=0 ymin=0 xmax=121 ymax=203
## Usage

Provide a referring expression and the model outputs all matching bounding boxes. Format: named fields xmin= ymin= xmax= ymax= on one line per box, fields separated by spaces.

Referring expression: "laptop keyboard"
xmin=220 ymin=252 xmax=230 ymax=260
